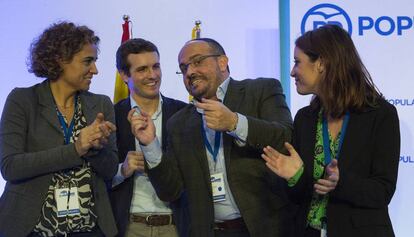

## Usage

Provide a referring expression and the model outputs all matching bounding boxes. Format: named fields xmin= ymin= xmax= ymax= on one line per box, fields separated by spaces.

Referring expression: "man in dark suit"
xmin=110 ymin=38 xmax=186 ymax=237
xmin=129 ymin=38 xmax=294 ymax=237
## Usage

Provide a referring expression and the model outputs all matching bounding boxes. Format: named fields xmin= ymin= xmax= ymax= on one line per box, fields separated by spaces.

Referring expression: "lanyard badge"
xmin=322 ymin=112 xmax=350 ymax=165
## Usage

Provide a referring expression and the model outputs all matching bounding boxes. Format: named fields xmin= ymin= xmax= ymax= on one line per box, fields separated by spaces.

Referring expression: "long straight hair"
xmin=295 ymin=24 xmax=382 ymax=118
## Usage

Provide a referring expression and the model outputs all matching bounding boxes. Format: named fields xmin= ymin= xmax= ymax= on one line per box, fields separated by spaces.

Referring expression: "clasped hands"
xmin=262 ymin=143 xmax=339 ymax=195
xmin=75 ymin=113 xmax=116 ymax=156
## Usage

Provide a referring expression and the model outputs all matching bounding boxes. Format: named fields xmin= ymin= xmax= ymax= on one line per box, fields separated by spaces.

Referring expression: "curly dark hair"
xmin=28 ymin=21 xmax=100 ymax=80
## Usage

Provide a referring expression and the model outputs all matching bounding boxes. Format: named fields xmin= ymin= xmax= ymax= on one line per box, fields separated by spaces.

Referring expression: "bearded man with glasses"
xmin=128 ymin=38 xmax=294 ymax=237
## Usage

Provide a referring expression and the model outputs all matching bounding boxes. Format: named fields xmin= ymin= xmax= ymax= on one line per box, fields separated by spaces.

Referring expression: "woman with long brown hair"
xmin=262 ymin=24 xmax=400 ymax=237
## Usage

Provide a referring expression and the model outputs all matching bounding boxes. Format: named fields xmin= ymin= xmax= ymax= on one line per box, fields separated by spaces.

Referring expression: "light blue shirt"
xmin=142 ymin=78 xmax=249 ymax=220
xmin=112 ymin=95 xmax=172 ymax=214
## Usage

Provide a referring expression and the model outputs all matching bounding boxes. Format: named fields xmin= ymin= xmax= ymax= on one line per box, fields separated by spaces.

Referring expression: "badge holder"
xmin=211 ymin=173 xmax=226 ymax=202
xmin=55 ymin=179 xmax=80 ymax=218
xmin=320 ymin=217 xmax=327 ymax=237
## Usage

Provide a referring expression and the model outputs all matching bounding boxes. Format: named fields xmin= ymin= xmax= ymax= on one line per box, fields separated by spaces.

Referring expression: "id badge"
xmin=210 ymin=173 xmax=226 ymax=202
xmin=321 ymin=227 xmax=327 ymax=237
xmin=55 ymin=187 xmax=80 ymax=217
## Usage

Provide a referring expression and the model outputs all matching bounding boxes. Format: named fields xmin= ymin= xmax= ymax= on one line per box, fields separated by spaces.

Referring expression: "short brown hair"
xmin=116 ymin=38 xmax=159 ymax=77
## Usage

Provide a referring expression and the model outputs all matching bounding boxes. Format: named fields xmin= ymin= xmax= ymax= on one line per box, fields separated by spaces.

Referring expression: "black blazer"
xmin=148 ymin=78 xmax=294 ymax=237
xmin=110 ymin=95 xmax=186 ymax=237
xmin=290 ymin=99 xmax=400 ymax=237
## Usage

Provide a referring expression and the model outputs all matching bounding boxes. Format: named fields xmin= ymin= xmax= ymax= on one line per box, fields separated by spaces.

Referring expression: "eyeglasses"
xmin=178 ymin=54 xmax=221 ymax=74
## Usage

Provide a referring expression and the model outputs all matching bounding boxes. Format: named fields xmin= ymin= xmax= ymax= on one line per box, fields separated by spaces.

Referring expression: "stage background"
xmin=0 ymin=1 xmax=412 ymax=235
xmin=0 ymin=0 xmax=281 ymax=190
xmin=287 ymin=1 xmax=413 ymax=236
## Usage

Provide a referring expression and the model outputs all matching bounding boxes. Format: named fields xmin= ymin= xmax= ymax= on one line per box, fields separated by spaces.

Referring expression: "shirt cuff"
xmin=112 ymin=163 xmax=126 ymax=187
xmin=288 ymin=165 xmax=304 ymax=187
xmin=140 ymin=137 xmax=162 ymax=169
xmin=226 ymin=113 xmax=248 ymax=146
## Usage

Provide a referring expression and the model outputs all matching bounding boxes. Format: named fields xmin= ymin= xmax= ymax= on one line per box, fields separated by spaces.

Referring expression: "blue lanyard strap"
xmin=322 ymin=112 xmax=350 ymax=165
xmin=56 ymin=96 xmax=78 ymax=145
xmin=201 ymin=124 xmax=221 ymax=163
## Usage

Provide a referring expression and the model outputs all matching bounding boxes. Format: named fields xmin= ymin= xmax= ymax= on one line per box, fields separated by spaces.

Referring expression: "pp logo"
xmin=301 ymin=3 xmax=352 ymax=35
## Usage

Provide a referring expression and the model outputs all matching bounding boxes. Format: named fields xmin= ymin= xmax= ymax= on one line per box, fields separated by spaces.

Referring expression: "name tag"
xmin=55 ymin=187 xmax=80 ymax=217
xmin=321 ymin=227 xmax=327 ymax=237
xmin=210 ymin=173 xmax=226 ymax=202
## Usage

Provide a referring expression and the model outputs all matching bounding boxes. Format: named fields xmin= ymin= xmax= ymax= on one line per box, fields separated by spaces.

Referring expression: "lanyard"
xmin=56 ymin=97 xmax=78 ymax=145
xmin=201 ymin=124 xmax=221 ymax=163
xmin=322 ymin=112 xmax=350 ymax=165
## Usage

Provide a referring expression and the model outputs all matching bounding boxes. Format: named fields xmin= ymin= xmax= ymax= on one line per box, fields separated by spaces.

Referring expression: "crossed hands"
xmin=195 ymin=98 xmax=238 ymax=132
xmin=75 ymin=113 xmax=116 ymax=156
xmin=262 ymin=142 xmax=339 ymax=195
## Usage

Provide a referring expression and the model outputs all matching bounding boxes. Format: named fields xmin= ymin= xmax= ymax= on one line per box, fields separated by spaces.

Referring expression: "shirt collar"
xmin=216 ymin=76 xmax=231 ymax=102
xmin=130 ymin=94 xmax=163 ymax=120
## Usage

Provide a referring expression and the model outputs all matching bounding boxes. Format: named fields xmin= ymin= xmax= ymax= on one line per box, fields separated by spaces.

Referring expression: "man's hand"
xmin=195 ymin=98 xmax=238 ymax=131
xmin=127 ymin=109 xmax=156 ymax=145
xmin=121 ymin=151 xmax=145 ymax=178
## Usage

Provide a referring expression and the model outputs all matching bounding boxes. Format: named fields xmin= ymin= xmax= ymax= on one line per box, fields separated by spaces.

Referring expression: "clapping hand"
xmin=261 ymin=142 xmax=304 ymax=180
xmin=75 ymin=113 xmax=116 ymax=156
xmin=314 ymin=159 xmax=339 ymax=195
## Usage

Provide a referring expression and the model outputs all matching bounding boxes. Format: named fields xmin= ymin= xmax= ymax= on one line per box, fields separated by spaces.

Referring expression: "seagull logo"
xmin=301 ymin=3 xmax=352 ymax=35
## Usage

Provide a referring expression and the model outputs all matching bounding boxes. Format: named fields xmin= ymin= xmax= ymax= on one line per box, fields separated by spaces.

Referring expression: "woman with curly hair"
xmin=0 ymin=21 xmax=118 ymax=237
xmin=262 ymin=25 xmax=400 ymax=237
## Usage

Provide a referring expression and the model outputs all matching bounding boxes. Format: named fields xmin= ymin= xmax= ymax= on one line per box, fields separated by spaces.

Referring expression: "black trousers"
xmin=214 ymin=228 xmax=250 ymax=237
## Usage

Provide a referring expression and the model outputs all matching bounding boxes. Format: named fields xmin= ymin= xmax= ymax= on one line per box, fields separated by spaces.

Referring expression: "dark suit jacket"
xmin=289 ymin=99 xmax=400 ymax=237
xmin=110 ymin=95 xmax=186 ymax=237
xmin=0 ymin=80 xmax=118 ymax=237
xmin=148 ymin=78 xmax=294 ymax=237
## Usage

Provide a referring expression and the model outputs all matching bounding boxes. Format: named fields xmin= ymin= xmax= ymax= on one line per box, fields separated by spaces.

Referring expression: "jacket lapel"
xmin=301 ymin=109 xmax=318 ymax=177
xmin=336 ymin=111 xmax=365 ymax=170
xmin=119 ymin=98 xmax=136 ymax=153
xmin=161 ymin=95 xmax=176 ymax=152
xmin=80 ymin=92 xmax=98 ymax=125
xmin=187 ymin=107 xmax=212 ymax=191
xmin=222 ymin=78 xmax=245 ymax=166
xmin=37 ymin=80 xmax=63 ymax=133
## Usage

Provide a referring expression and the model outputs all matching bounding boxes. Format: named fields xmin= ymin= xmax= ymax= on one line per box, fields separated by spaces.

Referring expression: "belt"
xmin=215 ymin=217 xmax=247 ymax=230
xmin=130 ymin=214 xmax=174 ymax=226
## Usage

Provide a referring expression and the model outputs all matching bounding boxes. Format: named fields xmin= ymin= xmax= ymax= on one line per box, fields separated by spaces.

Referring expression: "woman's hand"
xmin=75 ymin=113 xmax=116 ymax=156
xmin=262 ymin=142 xmax=304 ymax=180
xmin=314 ymin=159 xmax=339 ymax=195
